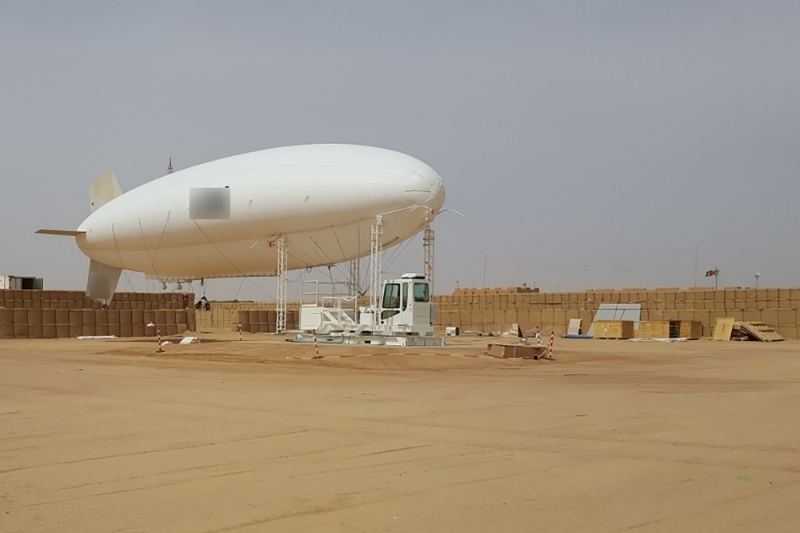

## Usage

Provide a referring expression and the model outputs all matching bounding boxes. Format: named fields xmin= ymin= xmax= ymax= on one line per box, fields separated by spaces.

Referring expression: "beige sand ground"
xmin=2 ymin=332 xmax=800 ymax=532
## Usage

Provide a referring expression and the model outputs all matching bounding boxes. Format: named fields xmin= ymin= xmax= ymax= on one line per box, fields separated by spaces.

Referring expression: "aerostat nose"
xmin=427 ymin=176 xmax=445 ymax=215
xmin=408 ymin=169 xmax=445 ymax=217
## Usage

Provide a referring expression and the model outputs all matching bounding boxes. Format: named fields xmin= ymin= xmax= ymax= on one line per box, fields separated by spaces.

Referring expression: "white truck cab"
xmin=378 ymin=273 xmax=434 ymax=336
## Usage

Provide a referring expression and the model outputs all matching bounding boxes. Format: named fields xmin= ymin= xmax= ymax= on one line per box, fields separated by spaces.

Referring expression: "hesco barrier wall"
xmin=8 ymin=287 xmax=794 ymax=339
xmin=432 ymin=287 xmax=800 ymax=339
xmin=194 ymin=302 xmax=300 ymax=331
xmin=0 ymin=290 xmax=197 ymax=339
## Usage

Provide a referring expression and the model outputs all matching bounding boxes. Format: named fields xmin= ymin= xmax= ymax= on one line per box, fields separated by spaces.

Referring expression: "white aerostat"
xmin=38 ymin=144 xmax=446 ymax=307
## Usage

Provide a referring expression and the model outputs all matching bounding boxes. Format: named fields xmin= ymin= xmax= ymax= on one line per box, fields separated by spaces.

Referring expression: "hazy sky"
xmin=2 ymin=1 xmax=799 ymax=301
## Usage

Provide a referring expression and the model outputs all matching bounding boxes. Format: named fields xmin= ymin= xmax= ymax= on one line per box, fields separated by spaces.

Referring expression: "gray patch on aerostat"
xmin=189 ymin=188 xmax=231 ymax=219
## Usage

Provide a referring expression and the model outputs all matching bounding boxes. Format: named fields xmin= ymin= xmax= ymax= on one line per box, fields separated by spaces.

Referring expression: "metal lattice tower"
xmin=276 ymin=235 xmax=287 ymax=332
xmin=348 ymin=258 xmax=360 ymax=298
xmin=369 ymin=216 xmax=383 ymax=326
xmin=423 ymin=224 xmax=435 ymax=296
xmin=167 ymin=157 xmax=173 ymax=174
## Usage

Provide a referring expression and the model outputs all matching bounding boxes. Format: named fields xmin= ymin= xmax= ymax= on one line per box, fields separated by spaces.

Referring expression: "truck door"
xmin=413 ymin=282 xmax=431 ymax=326
xmin=381 ymin=282 xmax=401 ymax=325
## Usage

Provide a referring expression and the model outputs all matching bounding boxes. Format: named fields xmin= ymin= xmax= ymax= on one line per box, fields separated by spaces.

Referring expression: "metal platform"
xmin=289 ymin=333 xmax=446 ymax=347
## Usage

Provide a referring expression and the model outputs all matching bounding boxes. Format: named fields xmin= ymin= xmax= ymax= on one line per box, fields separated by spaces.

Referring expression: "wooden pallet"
xmin=733 ymin=321 xmax=784 ymax=342
xmin=487 ymin=343 xmax=547 ymax=359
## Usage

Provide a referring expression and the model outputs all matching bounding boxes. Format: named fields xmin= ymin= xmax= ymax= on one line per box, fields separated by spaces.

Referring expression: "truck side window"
xmin=414 ymin=283 xmax=429 ymax=303
xmin=402 ymin=283 xmax=409 ymax=310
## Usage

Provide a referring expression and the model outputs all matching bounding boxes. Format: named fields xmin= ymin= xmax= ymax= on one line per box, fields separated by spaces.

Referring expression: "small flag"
xmin=705 ymin=269 xmax=719 ymax=277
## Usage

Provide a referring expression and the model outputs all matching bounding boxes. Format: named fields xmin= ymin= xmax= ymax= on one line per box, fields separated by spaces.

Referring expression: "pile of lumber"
xmin=713 ymin=317 xmax=784 ymax=342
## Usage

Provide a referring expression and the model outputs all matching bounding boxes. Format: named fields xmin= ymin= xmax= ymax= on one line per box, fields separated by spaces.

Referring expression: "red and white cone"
xmin=238 ymin=323 xmax=242 ymax=341
xmin=312 ymin=329 xmax=321 ymax=359
xmin=156 ymin=327 xmax=163 ymax=353
xmin=547 ymin=331 xmax=554 ymax=360
xmin=536 ymin=325 xmax=540 ymax=340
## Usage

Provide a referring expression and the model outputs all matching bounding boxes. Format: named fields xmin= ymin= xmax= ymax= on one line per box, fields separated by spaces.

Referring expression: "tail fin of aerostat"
xmin=86 ymin=170 xmax=123 ymax=305
xmin=87 ymin=260 xmax=123 ymax=306
xmin=89 ymin=169 xmax=122 ymax=212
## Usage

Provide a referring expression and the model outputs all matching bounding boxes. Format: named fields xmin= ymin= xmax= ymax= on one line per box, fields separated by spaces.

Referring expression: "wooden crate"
xmin=487 ymin=343 xmax=547 ymax=359
xmin=593 ymin=320 xmax=634 ymax=339
xmin=636 ymin=321 xmax=670 ymax=339
xmin=677 ymin=320 xmax=703 ymax=339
